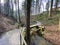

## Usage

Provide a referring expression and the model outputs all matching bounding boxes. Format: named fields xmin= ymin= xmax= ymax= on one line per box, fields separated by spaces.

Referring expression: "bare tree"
xmin=11 ymin=0 xmax=13 ymax=17
xmin=49 ymin=0 xmax=53 ymax=17
xmin=55 ymin=0 xmax=58 ymax=14
xmin=36 ymin=0 xmax=39 ymax=14
xmin=3 ymin=0 xmax=10 ymax=16
xmin=31 ymin=0 xmax=35 ymax=15
xmin=38 ymin=0 xmax=42 ymax=14
xmin=0 ymin=0 xmax=1 ymax=13
xmin=14 ymin=0 xmax=18 ymax=21
xmin=46 ymin=0 xmax=49 ymax=12
xmin=18 ymin=0 xmax=21 ymax=27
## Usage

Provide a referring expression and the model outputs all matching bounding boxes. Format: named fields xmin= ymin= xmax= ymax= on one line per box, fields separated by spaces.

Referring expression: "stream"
xmin=0 ymin=29 xmax=53 ymax=45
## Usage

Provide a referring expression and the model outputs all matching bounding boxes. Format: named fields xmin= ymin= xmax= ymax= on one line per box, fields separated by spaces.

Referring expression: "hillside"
xmin=36 ymin=11 xmax=60 ymax=25
xmin=21 ymin=11 xmax=60 ymax=26
xmin=30 ymin=11 xmax=60 ymax=25
xmin=0 ymin=14 xmax=17 ymax=36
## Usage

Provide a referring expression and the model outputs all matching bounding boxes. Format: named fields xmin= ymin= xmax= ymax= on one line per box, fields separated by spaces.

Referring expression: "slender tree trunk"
xmin=26 ymin=0 xmax=32 ymax=45
xmin=14 ymin=0 xmax=18 ymax=21
xmin=17 ymin=0 xmax=21 ymax=28
xmin=55 ymin=0 xmax=58 ymax=14
xmin=49 ymin=0 xmax=53 ymax=17
xmin=36 ymin=0 xmax=39 ymax=14
xmin=38 ymin=0 xmax=42 ymax=14
xmin=0 ymin=0 xmax=1 ymax=13
xmin=8 ymin=0 xmax=10 ymax=16
xmin=7 ymin=0 xmax=10 ymax=16
xmin=11 ymin=0 xmax=13 ymax=17
xmin=18 ymin=0 xmax=21 ymax=24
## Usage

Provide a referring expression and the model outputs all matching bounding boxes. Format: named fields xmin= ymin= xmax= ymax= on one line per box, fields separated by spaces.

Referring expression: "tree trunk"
xmin=18 ymin=0 xmax=21 ymax=23
xmin=14 ymin=0 xmax=18 ymax=21
xmin=0 ymin=0 xmax=1 ymax=13
xmin=49 ymin=0 xmax=53 ymax=17
xmin=11 ymin=0 xmax=13 ymax=17
xmin=55 ymin=0 xmax=58 ymax=14
xmin=36 ymin=0 xmax=39 ymax=14
xmin=26 ymin=0 xmax=32 ymax=45
xmin=7 ymin=0 xmax=10 ymax=16
xmin=38 ymin=0 xmax=42 ymax=14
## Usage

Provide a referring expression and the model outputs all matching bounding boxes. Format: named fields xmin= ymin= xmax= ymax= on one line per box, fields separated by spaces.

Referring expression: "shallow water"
xmin=0 ymin=29 xmax=20 ymax=45
xmin=31 ymin=35 xmax=52 ymax=45
xmin=0 ymin=29 xmax=52 ymax=45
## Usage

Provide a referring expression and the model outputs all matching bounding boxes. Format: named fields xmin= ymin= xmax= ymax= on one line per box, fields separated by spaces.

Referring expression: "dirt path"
xmin=44 ymin=25 xmax=60 ymax=45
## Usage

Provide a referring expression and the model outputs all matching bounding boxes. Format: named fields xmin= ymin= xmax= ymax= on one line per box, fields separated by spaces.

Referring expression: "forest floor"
xmin=44 ymin=25 xmax=60 ymax=45
xmin=0 ymin=14 xmax=17 ymax=36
